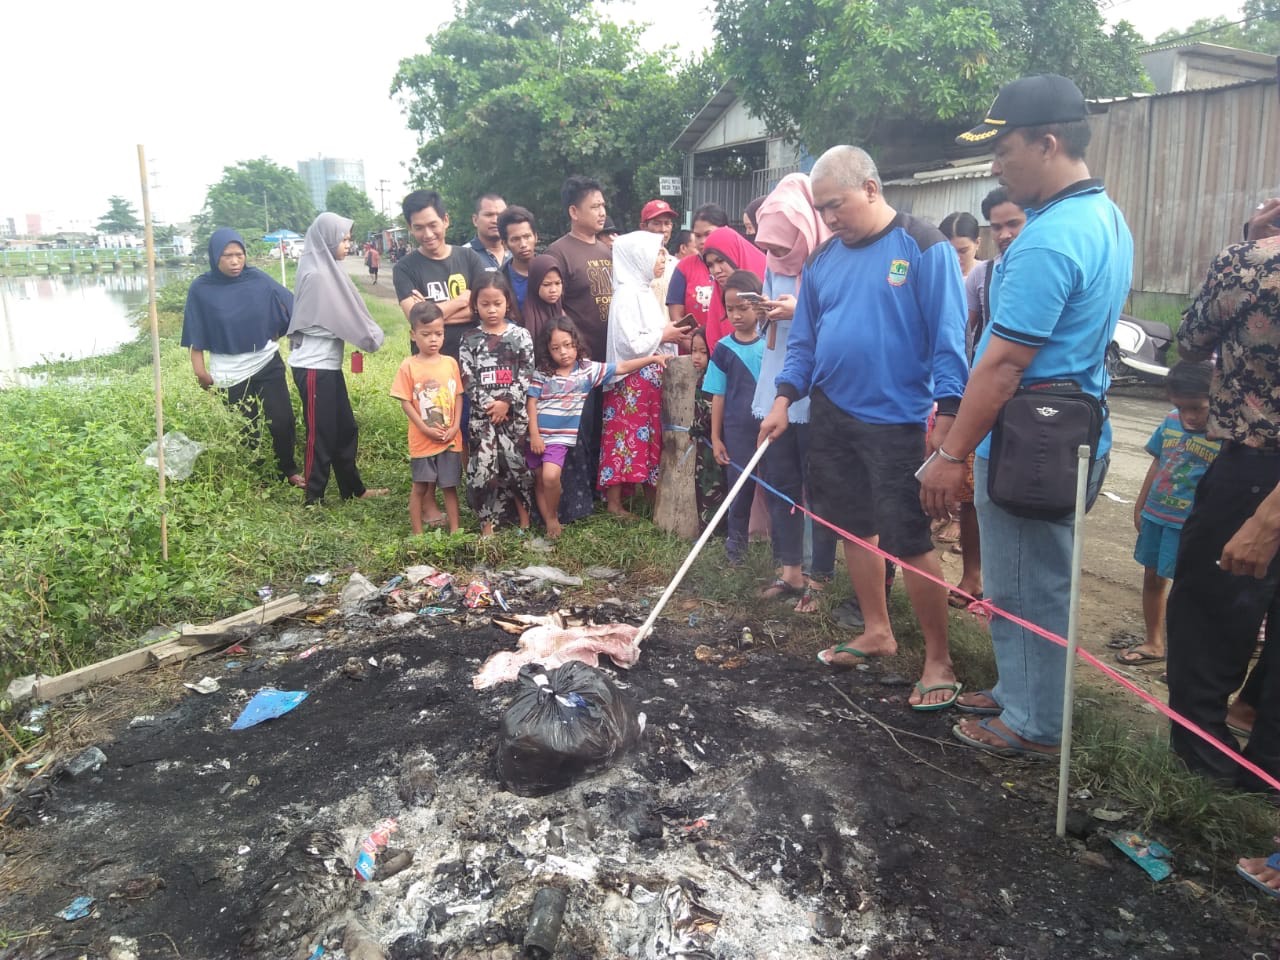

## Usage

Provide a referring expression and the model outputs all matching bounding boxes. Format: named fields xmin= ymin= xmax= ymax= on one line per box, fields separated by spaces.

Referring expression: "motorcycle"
xmin=1108 ymin=314 xmax=1172 ymax=382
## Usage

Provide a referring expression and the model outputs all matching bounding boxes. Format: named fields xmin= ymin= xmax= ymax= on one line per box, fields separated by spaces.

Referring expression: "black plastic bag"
xmin=497 ymin=662 xmax=643 ymax=796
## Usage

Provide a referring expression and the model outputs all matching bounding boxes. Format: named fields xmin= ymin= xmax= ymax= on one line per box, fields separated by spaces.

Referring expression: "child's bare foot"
xmin=479 ymin=522 xmax=495 ymax=538
xmin=287 ymin=474 xmax=306 ymax=489
xmin=546 ymin=520 xmax=563 ymax=540
xmin=606 ymin=506 xmax=636 ymax=520
xmin=359 ymin=488 xmax=390 ymax=499
xmin=423 ymin=514 xmax=446 ymax=528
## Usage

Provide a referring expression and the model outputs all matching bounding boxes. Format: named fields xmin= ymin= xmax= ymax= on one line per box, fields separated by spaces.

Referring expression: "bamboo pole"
xmin=1055 ymin=444 xmax=1092 ymax=837
xmin=137 ymin=145 xmax=168 ymax=561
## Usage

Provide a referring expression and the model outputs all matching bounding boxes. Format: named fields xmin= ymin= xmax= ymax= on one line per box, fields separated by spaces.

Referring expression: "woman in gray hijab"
xmin=286 ymin=211 xmax=387 ymax=504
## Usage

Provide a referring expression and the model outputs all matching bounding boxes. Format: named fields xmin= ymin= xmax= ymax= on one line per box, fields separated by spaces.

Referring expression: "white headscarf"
xmin=605 ymin=231 xmax=672 ymax=366
xmin=288 ymin=212 xmax=384 ymax=353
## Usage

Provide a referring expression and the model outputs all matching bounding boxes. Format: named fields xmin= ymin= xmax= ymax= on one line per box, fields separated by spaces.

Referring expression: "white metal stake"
xmin=1056 ymin=443 xmax=1092 ymax=837
xmin=636 ymin=437 xmax=771 ymax=642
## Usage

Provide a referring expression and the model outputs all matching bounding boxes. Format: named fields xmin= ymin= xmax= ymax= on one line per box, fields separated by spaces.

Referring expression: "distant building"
xmin=1141 ymin=42 xmax=1276 ymax=94
xmin=0 ymin=218 xmax=14 ymax=238
xmin=25 ymin=213 xmax=42 ymax=237
xmin=297 ymin=156 xmax=366 ymax=211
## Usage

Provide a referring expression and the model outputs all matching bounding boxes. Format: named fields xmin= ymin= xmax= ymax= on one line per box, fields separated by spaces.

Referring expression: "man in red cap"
xmin=640 ymin=199 xmax=679 ymax=305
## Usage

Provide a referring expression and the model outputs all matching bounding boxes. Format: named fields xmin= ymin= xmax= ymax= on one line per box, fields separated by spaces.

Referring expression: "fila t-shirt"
xmin=392 ymin=246 xmax=487 ymax=358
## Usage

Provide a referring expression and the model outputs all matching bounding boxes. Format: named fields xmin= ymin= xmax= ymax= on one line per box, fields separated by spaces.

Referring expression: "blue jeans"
xmin=974 ymin=454 xmax=1108 ymax=746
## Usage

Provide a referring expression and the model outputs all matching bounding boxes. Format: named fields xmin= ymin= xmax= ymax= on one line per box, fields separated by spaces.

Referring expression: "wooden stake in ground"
xmin=653 ymin=355 xmax=699 ymax=539
xmin=137 ymin=144 xmax=168 ymax=561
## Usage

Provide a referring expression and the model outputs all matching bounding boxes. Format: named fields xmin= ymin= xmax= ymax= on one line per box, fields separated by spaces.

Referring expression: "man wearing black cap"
xmin=919 ymin=74 xmax=1134 ymax=759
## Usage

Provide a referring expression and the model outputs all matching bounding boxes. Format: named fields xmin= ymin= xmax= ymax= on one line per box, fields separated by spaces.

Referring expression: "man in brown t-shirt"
xmin=546 ymin=175 xmax=613 ymax=362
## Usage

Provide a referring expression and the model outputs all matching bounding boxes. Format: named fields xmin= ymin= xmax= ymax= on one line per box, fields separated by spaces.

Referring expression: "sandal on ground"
xmin=358 ymin=488 xmax=390 ymax=499
xmin=948 ymin=591 xmax=982 ymax=610
xmin=815 ymin=642 xmax=884 ymax=668
xmin=952 ymin=717 xmax=1058 ymax=761
xmin=955 ymin=689 xmax=1001 ymax=716
xmin=794 ymin=583 xmax=823 ymax=614
xmin=910 ymin=681 xmax=962 ymax=712
xmin=759 ymin=578 xmax=804 ymax=601
xmin=1114 ymin=648 xmax=1165 ymax=665
xmin=423 ymin=516 xmax=447 ymax=529
xmin=1237 ymin=852 xmax=1280 ymax=899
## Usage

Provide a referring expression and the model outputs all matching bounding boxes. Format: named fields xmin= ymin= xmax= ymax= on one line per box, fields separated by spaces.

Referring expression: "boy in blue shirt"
xmin=1122 ymin=361 xmax=1219 ymax=666
xmin=706 ymin=270 xmax=766 ymax=564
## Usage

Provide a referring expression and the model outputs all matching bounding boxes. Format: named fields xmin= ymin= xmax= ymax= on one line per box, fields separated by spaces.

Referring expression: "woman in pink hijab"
xmin=750 ymin=173 xmax=838 ymax=611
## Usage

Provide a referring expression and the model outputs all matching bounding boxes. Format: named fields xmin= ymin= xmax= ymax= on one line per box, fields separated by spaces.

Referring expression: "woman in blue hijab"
xmin=181 ymin=228 xmax=303 ymax=487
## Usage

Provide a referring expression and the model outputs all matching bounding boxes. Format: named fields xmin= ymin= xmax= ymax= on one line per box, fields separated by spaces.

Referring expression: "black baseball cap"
xmin=957 ymin=74 xmax=1087 ymax=145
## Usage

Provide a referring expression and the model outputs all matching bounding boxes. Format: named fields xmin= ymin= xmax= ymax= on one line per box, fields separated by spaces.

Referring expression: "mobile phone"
xmin=737 ymin=292 xmax=765 ymax=303
xmin=676 ymin=313 xmax=698 ymax=330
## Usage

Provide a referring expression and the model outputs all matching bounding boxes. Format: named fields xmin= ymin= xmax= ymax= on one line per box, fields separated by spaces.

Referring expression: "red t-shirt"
xmin=666 ymin=254 xmax=715 ymax=328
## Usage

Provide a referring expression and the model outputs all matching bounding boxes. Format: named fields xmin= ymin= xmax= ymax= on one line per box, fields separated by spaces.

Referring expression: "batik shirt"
xmin=1178 ymin=236 xmax=1280 ymax=450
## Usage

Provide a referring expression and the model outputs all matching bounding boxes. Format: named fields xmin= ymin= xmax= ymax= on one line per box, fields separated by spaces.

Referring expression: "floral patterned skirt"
xmin=598 ymin=365 xmax=662 ymax=488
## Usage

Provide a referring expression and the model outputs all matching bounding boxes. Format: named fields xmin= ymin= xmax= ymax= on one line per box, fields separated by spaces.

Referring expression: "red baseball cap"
xmin=640 ymin=199 xmax=677 ymax=222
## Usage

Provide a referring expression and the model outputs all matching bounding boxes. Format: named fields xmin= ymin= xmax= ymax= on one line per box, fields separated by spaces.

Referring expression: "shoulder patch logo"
xmin=887 ymin=259 xmax=909 ymax=287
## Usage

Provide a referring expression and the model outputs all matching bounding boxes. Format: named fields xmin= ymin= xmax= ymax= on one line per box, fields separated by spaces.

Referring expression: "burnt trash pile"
xmin=0 ymin=565 xmax=1266 ymax=959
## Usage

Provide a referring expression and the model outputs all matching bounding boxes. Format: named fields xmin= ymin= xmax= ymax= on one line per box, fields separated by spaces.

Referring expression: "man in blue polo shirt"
xmin=919 ymin=74 xmax=1134 ymax=758
xmin=760 ymin=144 xmax=969 ymax=711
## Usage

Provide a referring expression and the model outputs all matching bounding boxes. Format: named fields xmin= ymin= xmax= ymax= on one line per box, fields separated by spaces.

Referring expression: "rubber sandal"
xmin=815 ymin=643 xmax=881 ymax=668
xmin=955 ymin=689 xmax=1001 ymax=716
xmin=759 ymin=578 xmax=804 ymax=601
xmin=1228 ymin=723 xmax=1253 ymax=740
xmin=910 ymin=681 xmax=962 ymax=712
xmin=948 ymin=591 xmax=982 ymax=610
xmin=1114 ymin=649 xmax=1165 ymax=665
xmin=952 ymin=717 xmax=1057 ymax=761
xmin=1236 ymin=852 xmax=1280 ymax=899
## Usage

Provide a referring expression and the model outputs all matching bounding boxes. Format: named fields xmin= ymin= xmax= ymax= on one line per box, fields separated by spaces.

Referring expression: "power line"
xmin=1139 ymin=10 xmax=1279 ymax=51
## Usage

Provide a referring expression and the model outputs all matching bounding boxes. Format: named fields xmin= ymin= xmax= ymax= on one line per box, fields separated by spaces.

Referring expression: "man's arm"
xmin=1177 ymin=245 xmax=1241 ymax=362
xmin=1222 ymin=481 xmax=1280 ymax=578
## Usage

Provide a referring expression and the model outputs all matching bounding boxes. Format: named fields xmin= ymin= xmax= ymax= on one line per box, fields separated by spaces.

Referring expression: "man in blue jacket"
xmin=759 ymin=144 xmax=969 ymax=711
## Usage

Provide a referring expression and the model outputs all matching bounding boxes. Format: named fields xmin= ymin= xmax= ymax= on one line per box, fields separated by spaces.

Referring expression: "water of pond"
xmin=0 ymin=268 xmax=186 ymax=383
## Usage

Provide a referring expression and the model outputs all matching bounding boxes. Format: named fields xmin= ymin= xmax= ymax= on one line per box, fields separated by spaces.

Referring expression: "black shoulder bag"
xmin=987 ymin=379 xmax=1104 ymax=520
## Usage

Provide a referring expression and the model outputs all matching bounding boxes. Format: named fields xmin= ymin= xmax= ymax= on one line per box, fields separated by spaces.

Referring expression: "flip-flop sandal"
xmin=1114 ymin=649 xmax=1165 ymax=665
xmin=815 ymin=642 xmax=882 ymax=668
xmin=1228 ymin=723 xmax=1253 ymax=740
xmin=1237 ymin=852 xmax=1280 ymax=899
xmin=910 ymin=681 xmax=962 ymax=712
xmin=952 ymin=717 xmax=1058 ymax=761
xmin=955 ymin=689 xmax=1001 ymax=716
xmin=948 ymin=592 xmax=982 ymax=610
xmin=759 ymin=578 xmax=804 ymax=601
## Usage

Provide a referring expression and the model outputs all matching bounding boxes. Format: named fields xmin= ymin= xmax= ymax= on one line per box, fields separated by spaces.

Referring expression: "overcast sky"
xmin=3 ymin=0 xmax=1213 ymax=233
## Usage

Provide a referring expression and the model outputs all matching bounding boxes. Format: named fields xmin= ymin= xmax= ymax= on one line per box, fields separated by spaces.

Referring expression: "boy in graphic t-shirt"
xmin=390 ymin=302 xmax=464 ymax=534
xmin=705 ymin=270 xmax=766 ymax=565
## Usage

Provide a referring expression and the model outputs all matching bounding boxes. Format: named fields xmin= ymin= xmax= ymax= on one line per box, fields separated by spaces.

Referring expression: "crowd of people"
xmin=180 ymin=71 xmax=1280 ymax=894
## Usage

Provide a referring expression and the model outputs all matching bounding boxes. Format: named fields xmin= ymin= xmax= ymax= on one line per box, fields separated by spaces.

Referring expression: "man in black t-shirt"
xmin=393 ymin=190 xmax=487 ymax=359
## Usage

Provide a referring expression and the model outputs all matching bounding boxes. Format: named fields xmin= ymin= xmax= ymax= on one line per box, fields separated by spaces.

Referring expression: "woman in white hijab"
xmin=286 ymin=211 xmax=387 ymax=505
xmin=598 ymin=230 xmax=689 ymax=517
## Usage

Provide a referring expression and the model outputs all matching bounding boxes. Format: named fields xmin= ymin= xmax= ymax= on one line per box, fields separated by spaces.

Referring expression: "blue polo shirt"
xmin=976 ymin=179 xmax=1133 ymax=457
xmin=776 ymin=213 xmax=968 ymax=426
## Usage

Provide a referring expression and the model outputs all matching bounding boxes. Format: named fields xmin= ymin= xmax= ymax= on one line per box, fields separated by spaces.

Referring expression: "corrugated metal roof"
xmin=672 ymin=82 xmax=743 ymax=153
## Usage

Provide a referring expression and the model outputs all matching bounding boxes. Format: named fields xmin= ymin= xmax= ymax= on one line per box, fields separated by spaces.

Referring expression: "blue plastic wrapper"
xmin=1111 ymin=831 xmax=1173 ymax=881
xmin=230 ymin=689 xmax=309 ymax=730
xmin=57 ymin=896 xmax=94 ymax=920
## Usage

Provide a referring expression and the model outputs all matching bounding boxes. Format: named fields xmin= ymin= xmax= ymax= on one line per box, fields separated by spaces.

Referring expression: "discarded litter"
xmin=494 ymin=589 xmax=510 ymax=612
xmin=57 ymin=895 xmax=95 ymax=921
xmin=1090 ymin=807 xmax=1127 ymax=822
xmin=464 ymin=580 xmax=494 ymax=609
xmin=524 ymin=886 xmax=568 ymax=959
xmin=298 ymin=645 xmax=321 ymax=660
xmin=256 ymin=585 xmax=273 ymax=601
xmin=404 ymin=565 xmax=439 ymax=584
xmin=1102 ymin=490 xmax=1134 ymax=504
xmin=517 ymin=565 xmax=584 ymax=587
xmin=497 ymin=662 xmax=644 ymax=796
xmin=64 ymin=746 xmax=107 ymax=779
xmin=353 ymin=817 xmax=398 ymax=881
xmin=183 ymin=677 xmax=220 ymax=695
xmin=19 ymin=702 xmax=50 ymax=734
xmin=142 ymin=430 xmax=205 ymax=481
xmin=384 ymin=611 xmax=418 ymax=629
xmin=230 ymin=689 xmax=309 ymax=730
xmin=740 ymin=626 xmax=754 ymax=647
xmin=379 ymin=575 xmax=406 ymax=595
xmin=474 ymin=622 xmax=642 ymax=688
xmin=687 ymin=614 xmax=699 ymax=627
xmin=340 ymin=572 xmax=379 ymax=609
xmin=584 ymin=566 xmax=623 ymax=581
xmin=1111 ymin=831 xmax=1173 ymax=881
xmin=303 ymin=572 xmax=333 ymax=586
xmin=418 ymin=606 xmax=454 ymax=617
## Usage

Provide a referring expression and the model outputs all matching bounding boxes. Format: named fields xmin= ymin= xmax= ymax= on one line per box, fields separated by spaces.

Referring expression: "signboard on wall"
xmin=658 ymin=177 xmax=682 ymax=196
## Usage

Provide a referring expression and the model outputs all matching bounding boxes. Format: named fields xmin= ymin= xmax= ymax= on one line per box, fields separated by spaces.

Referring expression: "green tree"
xmin=391 ymin=0 xmax=717 ymax=237
xmin=325 ymin=182 xmax=389 ymax=247
xmin=1156 ymin=1 xmax=1280 ymax=54
xmin=96 ymin=195 xmax=142 ymax=235
xmin=195 ymin=157 xmax=315 ymax=249
xmin=714 ymin=0 xmax=1149 ymax=155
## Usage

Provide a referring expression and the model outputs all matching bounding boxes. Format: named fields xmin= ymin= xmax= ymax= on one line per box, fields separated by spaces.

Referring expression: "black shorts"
xmin=806 ymin=390 xmax=933 ymax=559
